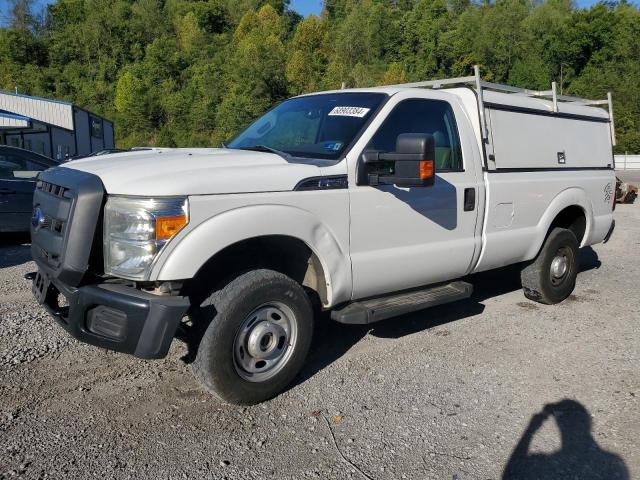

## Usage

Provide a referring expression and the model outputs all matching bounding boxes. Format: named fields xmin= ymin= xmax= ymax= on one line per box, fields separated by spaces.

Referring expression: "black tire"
xmin=521 ymin=227 xmax=579 ymax=305
xmin=190 ymin=269 xmax=313 ymax=405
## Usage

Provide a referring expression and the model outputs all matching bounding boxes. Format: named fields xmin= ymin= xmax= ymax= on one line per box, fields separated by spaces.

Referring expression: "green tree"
xmin=0 ymin=0 xmax=638 ymax=153
xmin=286 ymin=15 xmax=329 ymax=94
xmin=216 ymin=5 xmax=288 ymax=139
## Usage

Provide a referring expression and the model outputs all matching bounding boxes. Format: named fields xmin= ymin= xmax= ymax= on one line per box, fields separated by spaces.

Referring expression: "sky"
xmin=290 ymin=0 xmax=323 ymax=16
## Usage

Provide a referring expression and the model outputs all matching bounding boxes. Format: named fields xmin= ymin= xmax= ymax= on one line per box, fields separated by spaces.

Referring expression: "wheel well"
xmin=548 ymin=206 xmax=586 ymax=244
xmin=184 ymin=235 xmax=328 ymax=307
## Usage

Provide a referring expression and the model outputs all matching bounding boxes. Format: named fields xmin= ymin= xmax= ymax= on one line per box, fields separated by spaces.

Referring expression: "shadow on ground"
xmin=0 ymin=233 xmax=32 ymax=268
xmin=297 ymin=246 xmax=601 ymax=386
xmin=503 ymin=399 xmax=629 ymax=479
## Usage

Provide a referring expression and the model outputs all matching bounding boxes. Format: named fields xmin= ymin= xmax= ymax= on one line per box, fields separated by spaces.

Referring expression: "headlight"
xmin=104 ymin=196 xmax=188 ymax=280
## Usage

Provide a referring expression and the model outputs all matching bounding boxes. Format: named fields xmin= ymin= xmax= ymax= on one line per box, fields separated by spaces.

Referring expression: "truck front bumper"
xmin=31 ymin=271 xmax=190 ymax=359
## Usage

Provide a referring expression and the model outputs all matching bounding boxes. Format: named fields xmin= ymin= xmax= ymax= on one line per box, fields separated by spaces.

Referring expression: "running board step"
xmin=331 ymin=281 xmax=473 ymax=325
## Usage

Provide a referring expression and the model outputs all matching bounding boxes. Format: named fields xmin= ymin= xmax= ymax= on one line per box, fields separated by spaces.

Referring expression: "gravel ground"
xmin=1 ymin=204 xmax=638 ymax=480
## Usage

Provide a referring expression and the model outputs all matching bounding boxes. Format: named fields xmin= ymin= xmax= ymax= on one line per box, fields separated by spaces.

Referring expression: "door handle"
xmin=464 ymin=188 xmax=475 ymax=211
xmin=0 ymin=188 xmax=17 ymax=195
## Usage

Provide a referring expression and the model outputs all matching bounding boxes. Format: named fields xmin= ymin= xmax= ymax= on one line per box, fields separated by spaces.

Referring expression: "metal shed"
xmin=0 ymin=91 xmax=114 ymax=160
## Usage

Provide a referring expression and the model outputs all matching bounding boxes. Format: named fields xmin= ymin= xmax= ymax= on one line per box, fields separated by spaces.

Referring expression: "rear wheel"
xmin=190 ymin=269 xmax=313 ymax=405
xmin=521 ymin=228 xmax=579 ymax=305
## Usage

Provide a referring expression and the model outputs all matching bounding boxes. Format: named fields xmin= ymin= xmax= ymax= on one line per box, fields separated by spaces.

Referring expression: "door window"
xmin=365 ymin=99 xmax=463 ymax=171
xmin=0 ymin=153 xmax=49 ymax=180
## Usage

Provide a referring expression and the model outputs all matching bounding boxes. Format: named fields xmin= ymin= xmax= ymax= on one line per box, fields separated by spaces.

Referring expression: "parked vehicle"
xmin=0 ymin=146 xmax=59 ymax=232
xmin=28 ymin=67 xmax=616 ymax=404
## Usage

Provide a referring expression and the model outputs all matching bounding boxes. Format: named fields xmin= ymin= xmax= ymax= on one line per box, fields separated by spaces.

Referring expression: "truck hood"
xmin=61 ymin=148 xmax=324 ymax=196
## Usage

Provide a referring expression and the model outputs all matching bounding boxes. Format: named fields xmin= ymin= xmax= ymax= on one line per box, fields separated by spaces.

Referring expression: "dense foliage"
xmin=1 ymin=0 xmax=639 ymax=152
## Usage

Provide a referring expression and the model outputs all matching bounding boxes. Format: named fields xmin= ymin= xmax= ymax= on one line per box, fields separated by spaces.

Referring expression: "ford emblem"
xmin=31 ymin=207 xmax=45 ymax=230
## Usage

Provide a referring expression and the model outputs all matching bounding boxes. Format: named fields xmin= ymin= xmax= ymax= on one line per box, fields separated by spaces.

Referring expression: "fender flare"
xmin=150 ymin=204 xmax=351 ymax=306
xmin=523 ymin=187 xmax=594 ymax=260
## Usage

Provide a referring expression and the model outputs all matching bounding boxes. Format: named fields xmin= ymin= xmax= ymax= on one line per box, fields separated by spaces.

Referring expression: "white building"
xmin=0 ymin=91 xmax=114 ymax=160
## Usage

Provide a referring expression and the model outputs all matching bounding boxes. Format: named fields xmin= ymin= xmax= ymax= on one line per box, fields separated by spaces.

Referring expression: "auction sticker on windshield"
xmin=328 ymin=106 xmax=371 ymax=118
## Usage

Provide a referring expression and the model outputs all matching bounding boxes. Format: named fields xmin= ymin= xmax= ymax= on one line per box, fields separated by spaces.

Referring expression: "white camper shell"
xmin=383 ymin=66 xmax=615 ymax=171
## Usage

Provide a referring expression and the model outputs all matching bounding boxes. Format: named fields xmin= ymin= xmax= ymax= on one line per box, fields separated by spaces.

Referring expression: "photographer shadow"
xmin=503 ymin=399 xmax=629 ymax=480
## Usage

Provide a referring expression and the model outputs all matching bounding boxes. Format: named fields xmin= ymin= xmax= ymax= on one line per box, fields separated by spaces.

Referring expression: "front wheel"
xmin=521 ymin=227 xmax=579 ymax=305
xmin=191 ymin=269 xmax=314 ymax=405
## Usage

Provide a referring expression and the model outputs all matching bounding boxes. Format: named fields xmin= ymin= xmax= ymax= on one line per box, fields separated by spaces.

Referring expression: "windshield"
xmin=228 ymin=92 xmax=386 ymax=161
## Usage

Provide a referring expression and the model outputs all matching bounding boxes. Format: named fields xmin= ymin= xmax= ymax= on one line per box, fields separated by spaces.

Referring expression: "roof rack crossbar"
xmin=382 ymin=65 xmax=615 ymax=145
xmin=384 ymin=75 xmax=476 ymax=89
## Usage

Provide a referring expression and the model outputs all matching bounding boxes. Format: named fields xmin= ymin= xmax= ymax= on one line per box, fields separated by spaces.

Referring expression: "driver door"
xmin=347 ymin=92 xmax=484 ymax=300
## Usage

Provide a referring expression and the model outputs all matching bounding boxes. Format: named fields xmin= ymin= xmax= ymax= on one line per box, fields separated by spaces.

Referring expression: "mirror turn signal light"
xmin=419 ymin=159 xmax=434 ymax=180
xmin=156 ymin=214 xmax=188 ymax=240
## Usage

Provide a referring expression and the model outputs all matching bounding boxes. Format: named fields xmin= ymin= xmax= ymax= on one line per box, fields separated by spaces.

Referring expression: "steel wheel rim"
xmin=233 ymin=302 xmax=297 ymax=382
xmin=550 ymin=246 xmax=573 ymax=286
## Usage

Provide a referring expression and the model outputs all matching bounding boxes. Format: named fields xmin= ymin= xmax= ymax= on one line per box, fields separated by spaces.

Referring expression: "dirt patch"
xmin=566 ymin=294 xmax=588 ymax=303
xmin=434 ymin=329 xmax=451 ymax=337
xmin=517 ymin=302 xmax=539 ymax=310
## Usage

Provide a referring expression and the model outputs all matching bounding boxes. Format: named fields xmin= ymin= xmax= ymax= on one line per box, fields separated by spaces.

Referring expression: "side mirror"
xmin=363 ymin=133 xmax=436 ymax=187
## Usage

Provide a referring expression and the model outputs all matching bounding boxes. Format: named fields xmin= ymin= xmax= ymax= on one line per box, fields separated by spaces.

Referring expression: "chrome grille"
xmin=31 ymin=180 xmax=73 ymax=270
xmin=31 ymin=167 xmax=104 ymax=286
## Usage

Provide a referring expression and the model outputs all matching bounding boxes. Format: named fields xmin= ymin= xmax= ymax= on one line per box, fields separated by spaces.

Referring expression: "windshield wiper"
xmin=235 ymin=145 xmax=291 ymax=160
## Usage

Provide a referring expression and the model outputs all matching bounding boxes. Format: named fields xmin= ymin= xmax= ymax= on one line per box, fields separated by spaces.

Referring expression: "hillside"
xmin=1 ymin=0 xmax=638 ymax=152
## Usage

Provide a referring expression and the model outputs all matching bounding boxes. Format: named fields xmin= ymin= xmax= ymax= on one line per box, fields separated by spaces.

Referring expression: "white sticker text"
xmin=328 ymin=106 xmax=371 ymax=118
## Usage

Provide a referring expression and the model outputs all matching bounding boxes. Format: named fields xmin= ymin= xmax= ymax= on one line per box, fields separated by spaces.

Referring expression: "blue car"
xmin=0 ymin=146 xmax=59 ymax=233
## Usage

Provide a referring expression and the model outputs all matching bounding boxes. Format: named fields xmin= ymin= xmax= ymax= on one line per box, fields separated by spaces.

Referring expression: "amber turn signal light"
xmin=419 ymin=159 xmax=434 ymax=180
xmin=155 ymin=214 xmax=187 ymax=240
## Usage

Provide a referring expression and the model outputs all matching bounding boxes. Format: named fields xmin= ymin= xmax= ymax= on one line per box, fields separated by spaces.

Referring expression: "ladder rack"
xmin=384 ymin=65 xmax=616 ymax=146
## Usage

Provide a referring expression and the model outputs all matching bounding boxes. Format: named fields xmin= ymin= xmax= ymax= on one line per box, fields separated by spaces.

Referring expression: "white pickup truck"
xmin=29 ymin=68 xmax=616 ymax=404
